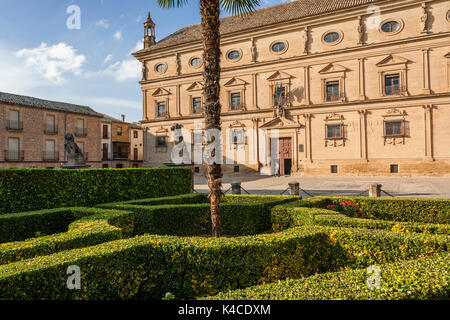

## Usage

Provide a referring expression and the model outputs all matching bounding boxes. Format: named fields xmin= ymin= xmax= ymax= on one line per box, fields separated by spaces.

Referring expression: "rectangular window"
xmin=230 ymin=93 xmax=241 ymax=110
xmin=299 ymin=144 xmax=304 ymax=153
xmin=102 ymin=125 xmax=109 ymax=139
xmin=384 ymin=74 xmax=400 ymax=95
xmin=273 ymin=85 xmax=286 ymax=106
xmin=157 ymin=102 xmax=166 ymax=117
xmin=390 ymin=164 xmax=399 ymax=173
xmin=76 ymin=119 xmax=86 ymax=136
xmin=117 ymin=126 xmax=123 ymax=136
xmin=133 ymin=148 xmax=138 ymax=160
xmin=45 ymin=115 xmax=56 ymax=134
xmin=331 ymin=165 xmax=338 ymax=174
xmin=133 ymin=131 xmax=138 ymax=139
xmin=194 ymin=167 xmax=200 ymax=173
xmin=156 ymin=136 xmax=167 ymax=147
xmin=8 ymin=110 xmax=21 ymax=130
xmin=326 ymin=81 xmax=340 ymax=101
xmin=384 ymin=121 xmax=403 ymax=137
xmin=326 ymin=124 xmax=343 ymax=139
xmin=7 ymin=138 xmax=20 ymax=160
xmin=45 ymin=140 xmax=56 ymax=160
xmin=192 ymin=97 xmax=202 ymax=114
xmin=234 ymin=165 xmax=240 ymax=173
xmin=231 ymin=129 xmax=245 ymax=145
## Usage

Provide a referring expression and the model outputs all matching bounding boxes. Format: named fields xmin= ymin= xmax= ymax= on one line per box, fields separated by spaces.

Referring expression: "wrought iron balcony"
xmin=74 ymin=127 xmax=88 ymax=137
xmin=6 ymin=120 xmax=23 ymax=131
xmin=43 ymin=151 xmax=59 ymax=161
xmin=4 ymin=150 xmax=24 ymax=161
xmin=44 ymin=124 xmax=58 ymax=135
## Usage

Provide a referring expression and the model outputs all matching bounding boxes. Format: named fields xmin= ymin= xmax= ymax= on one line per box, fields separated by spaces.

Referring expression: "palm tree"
xmin=157 ymin=0 xmax=261 ymax=237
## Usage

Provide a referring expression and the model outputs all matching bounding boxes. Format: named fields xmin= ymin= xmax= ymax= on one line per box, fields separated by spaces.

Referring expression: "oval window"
xmin=190 ymin=57 xmax=201 ymax=67
xmin=155 ymin=64 xmax=166 ymax=73
xmin=381 ymin=21 xmax=400 ymax=33
xmin=271 ymin=42 xmax=286 ymax=53
xmin=324 ymin=32 xmax=340 ymax=43
xmin=227 ymin=50 xmax=240 ymax=60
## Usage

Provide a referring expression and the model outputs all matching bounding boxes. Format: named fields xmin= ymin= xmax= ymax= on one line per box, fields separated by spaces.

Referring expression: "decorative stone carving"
xmin=357 ymin=15 xmax=365 ymax=45
xmin=325 ymin=139 xmax=346 ymax=148
xmin=302 ymin=27 xmax=310 ymax=54
xmin=420 ymin=2 xmax=429 ymax=34
xmin=250 ymin=37 xmax=257 ymax=62
xmin=176 ymin=53 xmax=181 ymax=75
xmin=382 ymin=108 xmax=407 ymax=117
xmin=325 ymin=113 xmax=345 ymax=121
xmin=142 ymin=62 xmax=147 ymax=80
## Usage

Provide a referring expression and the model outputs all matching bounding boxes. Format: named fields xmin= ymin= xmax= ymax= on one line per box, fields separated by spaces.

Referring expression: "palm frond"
xmin=157 ymin=0 xmax=189 ymax=9
xmin=220 ymin=0 xmax=261 ymax=15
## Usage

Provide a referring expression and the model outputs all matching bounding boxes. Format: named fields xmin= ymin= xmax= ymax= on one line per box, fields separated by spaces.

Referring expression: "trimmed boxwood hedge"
xmin=0 ymin=224 xmax=447 ymax=299
xmin=0 ymin=207 xmax=134 ymax=265
xmin=304 ymin=196 xmax=450 ymax=224
xmin=98 ymin=195 xmax=299 ymax=236
xmin=271 ymin=204 xmax=450 ymax=235
xmin=0 ymin=168 xmax=192 ymax=214
xmin=206 ymin=253 xmax=450 ymax=300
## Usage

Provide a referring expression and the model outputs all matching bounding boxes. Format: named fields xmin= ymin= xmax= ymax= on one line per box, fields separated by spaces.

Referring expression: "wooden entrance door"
xmin=278 ymin=137 xmax=292 ymax=175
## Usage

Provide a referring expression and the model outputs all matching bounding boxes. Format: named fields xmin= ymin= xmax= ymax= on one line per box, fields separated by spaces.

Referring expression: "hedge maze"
xmin=0 ymin=170 xmax=448 ymax=300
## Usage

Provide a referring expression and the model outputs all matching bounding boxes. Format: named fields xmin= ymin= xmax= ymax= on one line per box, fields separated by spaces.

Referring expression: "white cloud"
xmin=104 ymin=59 xmax=141 ymax=81
xmin=16 ymin=42 xmax=86 ymax=84
xmin=114 ymin=31 xmax=122 ymax=40
xmin=103 ymin=54 xmax=113 ymax=64
xmin=130 ymin=40 xmax=143 ymax=54
xmin=95 ymin=19 xmax=109 ymax=29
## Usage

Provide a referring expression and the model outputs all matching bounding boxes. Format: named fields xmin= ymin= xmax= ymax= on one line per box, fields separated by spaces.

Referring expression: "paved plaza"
xmin=194 ymin=174 xmax=450 ymax=199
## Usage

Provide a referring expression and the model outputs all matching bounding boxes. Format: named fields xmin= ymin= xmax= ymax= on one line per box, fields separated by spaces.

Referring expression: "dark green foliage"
xmin=0 ymin=208 xmax=133 ymax=265
xmin=206 ymin=253 xmax=450 ymax=300
xmin=0 ymin=168 xmax=192 ymax=214
xmin=304 ymin=196 xmax=450 ymax=224
xmin=98 ymin=196 xmax=298 ymax=236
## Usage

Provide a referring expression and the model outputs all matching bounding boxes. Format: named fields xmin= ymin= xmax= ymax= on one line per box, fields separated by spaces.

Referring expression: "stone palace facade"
xmin=133 ymin=0 xmax=450 ymax=176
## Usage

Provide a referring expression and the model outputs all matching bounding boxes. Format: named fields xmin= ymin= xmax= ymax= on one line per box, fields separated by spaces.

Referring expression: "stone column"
xmin=142 ymin=90 xmax=148 ymax=120
xmin=303 ymin=114 xmax=312 ymax=163
xmin=358 ymin=110 xmax=368 ymax=161
xmin=423 ymin=105 xmax=434 ymax=161
xmin=176 ymin=85 xmax=181 ymax=116
xmin=252 ymin=73 xmax=259 ymax=109
xmin=422 ymin=49 xmax=431 ymax=94
xmin=303 ymin=66 xmax=311 ymax=105
xmin=358 ymin=58 xmax=367 ymax=100
xmin=369 ymin=184 xmax=382 ymax=197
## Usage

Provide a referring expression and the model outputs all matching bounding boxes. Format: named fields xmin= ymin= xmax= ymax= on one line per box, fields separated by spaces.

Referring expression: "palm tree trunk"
xmin=201 ymin=0 xmax=222 ymax=238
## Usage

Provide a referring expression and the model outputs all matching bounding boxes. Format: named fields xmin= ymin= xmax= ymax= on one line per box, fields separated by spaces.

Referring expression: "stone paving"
xmin=194 ymin=174 xmax=450 ymax=199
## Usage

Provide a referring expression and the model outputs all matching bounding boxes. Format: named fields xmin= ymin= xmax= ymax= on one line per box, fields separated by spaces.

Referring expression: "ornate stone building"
xmin=133 ymin=0 xmax=450 ymax=176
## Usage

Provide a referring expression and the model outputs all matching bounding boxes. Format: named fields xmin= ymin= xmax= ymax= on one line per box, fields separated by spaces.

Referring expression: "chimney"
xmin=121 ymin=114 xmax=125 ymax=122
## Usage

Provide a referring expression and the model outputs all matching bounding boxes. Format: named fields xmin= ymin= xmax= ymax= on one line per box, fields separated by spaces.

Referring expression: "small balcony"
xmin=44 ymin=124 xmax=58 ymax=135
xmin=4 ymin=150 xmax=24 ymax=161
xmin=74 ymin=127 xmax=87 ymax=137
xmin=326 ymin=92 xmax=346 ymax=102
xmin=43 ymin=151 xmax=59 ymax=161
xmin=6 ymin=120 xmax=23 ymax=132
xmin=113 ymin=152 xmax=129 ymax=160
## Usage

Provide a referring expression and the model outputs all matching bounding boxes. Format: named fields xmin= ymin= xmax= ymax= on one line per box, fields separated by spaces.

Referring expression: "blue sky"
xmin=0 ymin=0 xmax=289 ymax=122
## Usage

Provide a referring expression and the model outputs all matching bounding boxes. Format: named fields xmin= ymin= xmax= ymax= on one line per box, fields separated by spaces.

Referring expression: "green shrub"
xmin=314 ymin=214 xmax=450 ymax=235
xmin=305 ymin=196 xmax=450 ymax=224
xmin=0 ymin=224 xmax=446 ymax=300
xmin=271 ymin=205 xmax=338 ymax=232
xmin=98 ymin=196 xmax=298 ymax=236
xmin=0 ymin=168 xmax=192 ymax=214
xmin=0 ymin=208 xmax=133 ymax=265
xmin=102 ymin=193 xmax=209 ymax=207
xmin=206 ymin=253 xmax=450 ymax=300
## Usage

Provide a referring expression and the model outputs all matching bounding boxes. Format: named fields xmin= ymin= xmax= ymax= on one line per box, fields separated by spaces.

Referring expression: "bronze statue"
xmin=61 ymin=133 xmax=89 ymax=168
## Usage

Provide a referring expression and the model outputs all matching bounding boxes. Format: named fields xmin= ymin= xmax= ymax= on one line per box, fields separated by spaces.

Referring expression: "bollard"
xmin=231 ymin=181 xmax=242 ymax=195
xmin=288 ymin=182 xmax=300 ymax=196
xmin=368 ymin=183 xmax=382 ymax=197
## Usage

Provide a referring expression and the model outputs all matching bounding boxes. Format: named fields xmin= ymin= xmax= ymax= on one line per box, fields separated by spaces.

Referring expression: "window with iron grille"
xmin=326 ymin=124 xmax=343 ymax=139
xmin=192 ymin=97 xmax=202 ymax=114
xmin=326 ymin=81 xmax=340 ymax=101
xmin=157 ymin=102 xmax=166 ymax=117
xmin=156 ymin=136 xmax=167 ymax=147
xmin=384 ymin=120 xmax=404 ymax=137
xmin=384 ymin=74 xmax=400 ymax=95
xmin=230 ymin=93 xmax=241 ymax=110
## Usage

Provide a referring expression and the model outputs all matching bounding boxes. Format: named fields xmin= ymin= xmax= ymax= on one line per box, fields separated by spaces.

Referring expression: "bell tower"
xmin=144 ymin=12 xmax=156 ymax=48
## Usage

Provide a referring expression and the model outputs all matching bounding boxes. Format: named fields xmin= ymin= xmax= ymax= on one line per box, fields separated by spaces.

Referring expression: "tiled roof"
xmin=0 ymin=91 xmax=102 ymax=117
xmin=136 ymin=0 xmax=380 ymax=53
